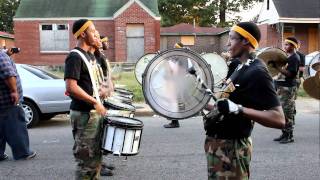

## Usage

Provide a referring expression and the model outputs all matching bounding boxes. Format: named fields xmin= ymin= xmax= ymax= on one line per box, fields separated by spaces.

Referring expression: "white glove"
xmin=216 ymin=98 xmax=243 ymax=115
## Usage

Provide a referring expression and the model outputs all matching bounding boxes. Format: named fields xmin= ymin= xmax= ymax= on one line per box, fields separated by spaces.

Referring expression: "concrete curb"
xmin=133 ymin=103 xmax=155 ymax=117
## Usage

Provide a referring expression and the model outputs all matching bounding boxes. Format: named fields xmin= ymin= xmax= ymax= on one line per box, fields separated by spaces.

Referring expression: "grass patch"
xmin=297 ymin=86 xmax=309 ymax=98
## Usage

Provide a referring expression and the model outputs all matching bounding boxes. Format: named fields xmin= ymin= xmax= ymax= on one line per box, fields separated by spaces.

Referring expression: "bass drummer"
xmin=163 ymin=42 xmax=185 ymax=128
xmin=204 ymin=22 xmax=285 ymax=179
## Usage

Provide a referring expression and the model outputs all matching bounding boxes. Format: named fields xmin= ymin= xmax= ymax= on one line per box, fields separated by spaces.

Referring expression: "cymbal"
xmin=303 ymin=72 xmax=320 ymax=100
xmin=311 ymin=61 xmax=320 ymax=72
xmin=257 ymin=48 xmax=287 ymax=77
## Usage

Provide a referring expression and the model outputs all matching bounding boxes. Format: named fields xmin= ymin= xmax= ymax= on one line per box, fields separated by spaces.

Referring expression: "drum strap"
xmin=223 ymin=59 xmax=254 ymax=89
xmin=70 ymin=49 xmax=101 ymax=103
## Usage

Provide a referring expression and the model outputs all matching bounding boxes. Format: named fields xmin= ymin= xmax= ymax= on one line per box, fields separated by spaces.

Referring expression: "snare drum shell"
xmin=102 ymin=117 xmax=143 ymax=156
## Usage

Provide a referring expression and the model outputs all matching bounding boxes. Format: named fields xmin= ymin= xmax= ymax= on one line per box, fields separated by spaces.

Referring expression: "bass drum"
xmin=135 ymin=53 xmax=157 ymax=85
xmin=201 ymin=53 xmax=228 ymax=90
xmin=306 ymin=52 xmax=320 ymax=77
xmin=142 ymin=48 xmax=214 ymax=119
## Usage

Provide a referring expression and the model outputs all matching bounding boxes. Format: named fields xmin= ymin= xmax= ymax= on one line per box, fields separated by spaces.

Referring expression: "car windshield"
xmin=20 ymin=65 xmax=61 ymax=80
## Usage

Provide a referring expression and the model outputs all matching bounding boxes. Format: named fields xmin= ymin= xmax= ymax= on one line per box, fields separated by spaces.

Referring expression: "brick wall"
xmin=114 ymin=2 xmax=160 ymax=62
xmin=259 ymin=23 xmax=319 ymax=54
xmin=161 ymin=34 xmax=227 ymax=54
xmin=14 ymin=2 xmax=160 ymax=65
xmin=14 ymin=20 xmax=74 ymax=65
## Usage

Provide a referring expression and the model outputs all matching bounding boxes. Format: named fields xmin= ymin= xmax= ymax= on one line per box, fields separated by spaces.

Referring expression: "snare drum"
xmin=107 ymin=109 xmax=134 ymax=118
xmin=104 ymin=98 xmax=136 ymax=112
xmin=114 ymin=88 xmax=134 ymax=96
xmin=102 ymin=116 xmax=143 ymax=156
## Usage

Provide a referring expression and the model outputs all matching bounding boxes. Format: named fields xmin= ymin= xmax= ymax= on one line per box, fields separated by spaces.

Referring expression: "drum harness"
xmin=189 ymin=58 xmax=255 ymax=130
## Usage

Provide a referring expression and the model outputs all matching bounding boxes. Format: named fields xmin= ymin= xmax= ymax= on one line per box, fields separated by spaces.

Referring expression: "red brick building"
xmin=160 ymin=23 xmax=228 ymax=54
xmin=13 ymin=0 xmax=160 ymax=65
xmin=257 ymin=0 xmax=320 ymax=54
xmin=0 ymin=31 xmax=15 ymax=49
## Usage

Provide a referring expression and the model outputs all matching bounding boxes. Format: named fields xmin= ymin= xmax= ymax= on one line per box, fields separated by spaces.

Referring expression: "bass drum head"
xmin=201 ymin=53 xmax=228 ymax=90
xmin=308 ymin=52 xmax=320 ymax=77
xmin=135 ymin=53 xmax=157 ymax=85
xmin=142 ymin=48 xmax=214 ymax=119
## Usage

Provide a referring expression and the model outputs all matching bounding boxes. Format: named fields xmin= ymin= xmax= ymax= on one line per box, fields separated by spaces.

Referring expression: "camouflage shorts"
xmin=204 ymin=136 xmax=252 ymax=180
xmin=278 ymin=86 xmax=296 ymax=126
xmin=70 ymin=110 xmax=104 ymax=180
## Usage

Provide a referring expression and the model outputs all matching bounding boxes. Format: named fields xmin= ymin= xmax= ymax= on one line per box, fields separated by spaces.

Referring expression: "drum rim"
xmin=201 ymin=52 xmax=228 ymax=87
xmin=104 ymin=100 xmax=135 ymax=111
xmin=142 ymin=48 xmax=214 ymax=120
xmin=114 ymin=88 xmax=134 ymax=95
xmin=105 ymin=116 xmax=144 ymax=128
xmin=134 ymin=53 xmax=157 ymax=85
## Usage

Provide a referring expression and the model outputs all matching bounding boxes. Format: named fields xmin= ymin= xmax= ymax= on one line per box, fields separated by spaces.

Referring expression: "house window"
xmin=267 ymin=0 xmax=270 ymax=10
xmin=284 ymin=26 xmax=295 ymax=34
xmin=181 ymin=36 xmax=195 ymax=46
xmin=40 ymin=24 xmax=69 ymax=52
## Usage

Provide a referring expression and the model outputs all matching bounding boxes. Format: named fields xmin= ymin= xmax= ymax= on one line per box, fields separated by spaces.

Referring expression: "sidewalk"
xmin=133 ymin=97 xmax=319 ymax=117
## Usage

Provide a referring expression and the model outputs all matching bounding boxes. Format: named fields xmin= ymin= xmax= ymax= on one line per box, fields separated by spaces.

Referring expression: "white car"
xmin=16 ymin=64 xmax=71 ymax=127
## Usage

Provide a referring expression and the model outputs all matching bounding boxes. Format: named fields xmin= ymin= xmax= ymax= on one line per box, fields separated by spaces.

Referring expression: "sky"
xmin=231 ymin=2 xmax=263 ymax=21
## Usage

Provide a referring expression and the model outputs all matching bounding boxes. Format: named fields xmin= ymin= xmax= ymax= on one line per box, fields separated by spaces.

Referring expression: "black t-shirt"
xmin=64 ymin=47 xmax=94 ymax=112
xmin=226 ymin=58 xmax=241 ymax=79
xmin=207 ymin=59 xmax=280 ymax=138
xmin=285 ymin=53 xmax=300 ymax=86
xmin=296 ymin=51 xmax=305 ymax=78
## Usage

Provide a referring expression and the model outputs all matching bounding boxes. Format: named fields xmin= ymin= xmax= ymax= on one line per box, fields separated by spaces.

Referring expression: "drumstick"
xmin=187 ymin=66 xmax=217 ymax=101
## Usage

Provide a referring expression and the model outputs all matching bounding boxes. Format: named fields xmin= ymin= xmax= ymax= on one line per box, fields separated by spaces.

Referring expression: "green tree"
xmin=158 ymin=0 xmax=263 ymax=27
xmin=0 ymin=0 xmax=20 ymax=33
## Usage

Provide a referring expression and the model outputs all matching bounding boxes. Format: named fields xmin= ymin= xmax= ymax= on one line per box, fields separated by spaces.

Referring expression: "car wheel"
xmin=22 ymin=100 xmax=40 ymax=128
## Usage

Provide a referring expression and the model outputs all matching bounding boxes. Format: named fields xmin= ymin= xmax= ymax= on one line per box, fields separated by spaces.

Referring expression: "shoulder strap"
xmin=70 ymin=49 xmax=101 ymax=103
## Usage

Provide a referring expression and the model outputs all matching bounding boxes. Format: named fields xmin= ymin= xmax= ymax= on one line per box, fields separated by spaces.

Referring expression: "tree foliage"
xmin=0 ymin=0 xmax=20 ymax=33
xmin=158 ymin=0 xmax=263 ymax=27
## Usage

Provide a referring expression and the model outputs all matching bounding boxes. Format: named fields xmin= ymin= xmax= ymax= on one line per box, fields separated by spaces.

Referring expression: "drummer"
xmin=204 ymin=22 xmax=285 ymax=179
xmin=91 ymin=31 xmax=117 ymax=176
xmin=272 ymin=37 xmax=300 ymax=144
xmin=64 ymin=19 xmax=109 ymax=179
xmin=163 ymin=42 xmax=185 ymax=128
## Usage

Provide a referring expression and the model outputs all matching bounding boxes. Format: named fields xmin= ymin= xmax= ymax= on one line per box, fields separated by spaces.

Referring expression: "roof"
xmin=160 ymin=23 xmax=226 ymax=36
xmin=273 ymin=0 xmax=320 ymax=18
xmin=15 ymin=0 xmax=160 ymax=19
xmin=0 ymin=31 xmax=14 ymax=39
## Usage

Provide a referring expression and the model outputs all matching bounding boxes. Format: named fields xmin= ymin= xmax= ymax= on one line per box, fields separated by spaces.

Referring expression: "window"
xmin=40 ymin=24 xmax=69 ymax=52
xmin=267 ymin=0 xmax=270 ymax=10
xmin=284 ymin=26 xmax=295 ymax=34
xmin=181 ymin=36 xmax=195 ymax=46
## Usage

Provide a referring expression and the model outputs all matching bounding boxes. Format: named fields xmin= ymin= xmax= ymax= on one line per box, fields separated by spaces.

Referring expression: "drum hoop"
xmin=308 ymin=52 xmax=320 ymax=76
xmin=114 ymin=88 xmax=134 ymax=95
xmin=134 ymin=53 xmax=157 ymax=85
xmin=201 ymin=53 xmax=228 ymax=86
xmin=142 ymin=48 xmax=213 ymax=120
xmin=104 ymin=100 xmax=135 ymax=111
xmin=105 ymin=116 xmax=144 ymax=128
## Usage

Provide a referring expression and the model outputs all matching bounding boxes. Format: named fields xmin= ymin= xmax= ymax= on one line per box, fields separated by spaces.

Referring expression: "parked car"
xmin=16 ymin=64 xmax=71 ymax=127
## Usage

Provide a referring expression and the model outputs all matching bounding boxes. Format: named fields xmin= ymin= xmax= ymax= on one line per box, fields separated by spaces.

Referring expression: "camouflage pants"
xmin=70 ymin=110 xmax=103 ymax=180
xmin=204 ymin=136 xmax=252 ymax=180
xmin=278 ymin=86 xmax=296 ymax=132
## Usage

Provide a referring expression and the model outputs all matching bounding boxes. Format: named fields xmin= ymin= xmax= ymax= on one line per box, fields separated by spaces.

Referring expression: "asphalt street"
xmin=0 ymin=98 xmax=319 ymax=180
